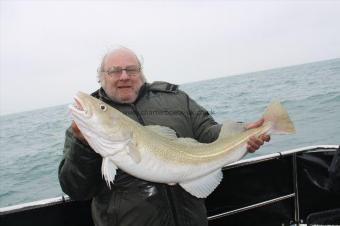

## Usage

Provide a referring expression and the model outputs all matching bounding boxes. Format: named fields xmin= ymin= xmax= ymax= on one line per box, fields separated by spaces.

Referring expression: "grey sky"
xmin=1 ymin=0 xmax=339 ymax=115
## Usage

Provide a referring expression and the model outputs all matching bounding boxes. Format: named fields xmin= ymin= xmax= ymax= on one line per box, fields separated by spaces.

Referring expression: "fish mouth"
xmin=69 ymin=95 xmax=90 ymax=117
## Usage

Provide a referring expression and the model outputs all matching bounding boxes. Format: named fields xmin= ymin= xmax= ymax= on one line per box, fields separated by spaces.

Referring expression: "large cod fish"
xmin=70 ymin=92 xmax=295 ymax=198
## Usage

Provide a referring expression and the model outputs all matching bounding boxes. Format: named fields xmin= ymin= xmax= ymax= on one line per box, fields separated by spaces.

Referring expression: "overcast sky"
xmin=1 ymin=0 xmax=339 ymax=115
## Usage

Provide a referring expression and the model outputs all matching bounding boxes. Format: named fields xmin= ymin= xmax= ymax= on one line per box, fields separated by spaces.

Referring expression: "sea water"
xmin=0 ymin=58 xmax=339 ymax=207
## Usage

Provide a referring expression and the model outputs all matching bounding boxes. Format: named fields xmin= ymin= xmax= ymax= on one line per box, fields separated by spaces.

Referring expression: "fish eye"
xmin=100 ymin=104 xmax=107 ymax=111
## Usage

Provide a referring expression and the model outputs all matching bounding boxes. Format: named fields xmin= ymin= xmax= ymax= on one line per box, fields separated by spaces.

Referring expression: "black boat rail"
xmin=206 ymin=145 xmax=339 ymax=226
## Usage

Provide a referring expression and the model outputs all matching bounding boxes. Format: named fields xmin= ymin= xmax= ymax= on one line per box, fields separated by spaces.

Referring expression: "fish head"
xmin=69 ymin=92 xmax=132 ymax=155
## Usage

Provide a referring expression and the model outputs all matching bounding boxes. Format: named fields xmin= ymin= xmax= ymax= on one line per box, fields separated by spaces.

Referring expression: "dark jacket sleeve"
xmin=185 ymin=95 xmax=220 ymax=143
xmin=58 ymin=127 xmax=104 ymax=200
xmin=186 ymin=95 xmax=245 ymax=143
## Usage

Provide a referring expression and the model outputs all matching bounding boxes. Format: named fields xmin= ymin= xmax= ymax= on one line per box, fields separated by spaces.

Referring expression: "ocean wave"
xmin=322 ymin=94 xmax=340 ymax=104
xmin=0 ymin=190 xmax=15 ymax=199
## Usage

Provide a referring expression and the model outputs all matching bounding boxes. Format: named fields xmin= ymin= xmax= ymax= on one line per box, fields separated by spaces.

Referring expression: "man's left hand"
xmin=245 ymin=118 xmax=271 ymax=153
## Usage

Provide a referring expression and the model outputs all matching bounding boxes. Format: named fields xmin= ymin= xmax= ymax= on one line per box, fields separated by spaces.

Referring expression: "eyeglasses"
xmin=100 ymin=65 xmax=141 ymax=77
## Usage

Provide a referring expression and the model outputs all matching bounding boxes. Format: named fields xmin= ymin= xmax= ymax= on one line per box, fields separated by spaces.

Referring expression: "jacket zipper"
xmin=165 ymin=186 xmax=180 ymax=226
xmin=130 ymin=104 xmax=180 ymax=226
xmin=130 ymin=104 xmax=145 ymax=125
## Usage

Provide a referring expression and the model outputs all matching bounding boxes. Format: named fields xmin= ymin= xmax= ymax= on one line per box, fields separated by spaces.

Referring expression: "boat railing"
xmin=207 ymin=145 xmax=339 ymax=226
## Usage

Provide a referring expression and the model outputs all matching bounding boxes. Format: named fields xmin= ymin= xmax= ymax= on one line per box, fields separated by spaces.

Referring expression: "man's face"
xmin=101 ymin=49 xmax=144 ymax=103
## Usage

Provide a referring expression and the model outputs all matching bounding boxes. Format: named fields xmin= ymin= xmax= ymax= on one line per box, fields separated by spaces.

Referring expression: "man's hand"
xmin=71 ymin=121 xmax=88 ymax=144
xmin=245 ymin=118 xmax=270 ymax=153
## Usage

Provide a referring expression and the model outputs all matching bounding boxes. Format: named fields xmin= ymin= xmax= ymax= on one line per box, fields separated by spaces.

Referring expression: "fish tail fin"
xmin=263 ymin=100 xmax=295 ymax=134
xmin=101 ymin=157 xmax=117 ymax=189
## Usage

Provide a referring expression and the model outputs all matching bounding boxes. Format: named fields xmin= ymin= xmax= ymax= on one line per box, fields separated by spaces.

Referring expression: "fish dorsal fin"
xmin=218 ymin=120 xmax=246 ymax=140
xmin=179 ymin=169 xmax=223 ymax=198
xmin=145 ymin=125 xmax=178 ymax=139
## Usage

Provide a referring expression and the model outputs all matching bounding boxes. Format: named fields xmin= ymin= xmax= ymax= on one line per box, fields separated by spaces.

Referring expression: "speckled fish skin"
xmin=70 ymin=91 xmax=295 ymax=198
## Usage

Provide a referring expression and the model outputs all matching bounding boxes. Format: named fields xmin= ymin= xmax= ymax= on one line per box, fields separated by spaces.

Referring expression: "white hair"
xmin=97 ymin=45 xmax=146 ymax=85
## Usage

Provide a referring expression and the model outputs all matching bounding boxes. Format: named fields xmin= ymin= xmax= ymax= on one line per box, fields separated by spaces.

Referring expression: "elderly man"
xmin=58 ymin=47 xmax=270 ymax=226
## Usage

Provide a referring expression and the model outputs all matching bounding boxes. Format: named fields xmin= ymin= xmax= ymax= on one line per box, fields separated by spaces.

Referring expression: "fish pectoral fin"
xmin=179 ymin=169 xmax=223 ymax=198
xmin=127 ymin=144 xmax=141 ymax=163
xmin=101 ymin=157 xmax=117 ymax=189
xmin=145 ymin=125 xmax=178 ymax=139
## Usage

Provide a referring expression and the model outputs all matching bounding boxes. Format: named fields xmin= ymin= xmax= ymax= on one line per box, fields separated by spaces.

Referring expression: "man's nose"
xmin=118 ymin=70 xmax=129 ymax=80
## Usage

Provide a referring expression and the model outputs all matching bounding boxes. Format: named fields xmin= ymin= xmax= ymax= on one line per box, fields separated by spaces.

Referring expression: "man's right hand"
xmin=71 ymin=121 xmax=88 ymax=144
